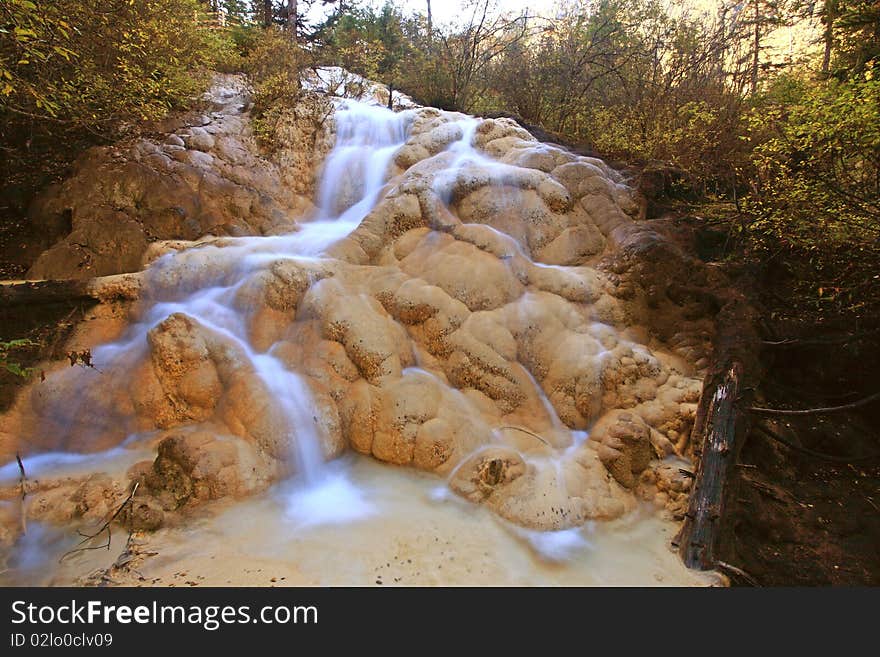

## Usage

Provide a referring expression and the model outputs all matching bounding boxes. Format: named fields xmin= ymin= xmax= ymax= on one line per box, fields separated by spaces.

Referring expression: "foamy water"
xmin=0 ymin=98 xmax=710 ymax=586
xmin=5 ymin=458 xmax=717 ymax=586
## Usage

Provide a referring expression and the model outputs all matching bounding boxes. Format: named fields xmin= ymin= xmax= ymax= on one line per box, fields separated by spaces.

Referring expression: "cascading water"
xmin=2 ymin=98 xmax=610 ymax=506
xmin=0 ymin=83 xmax=720 ymax=586
xmin=0 ymin=100 xmax=419 ymax=512
xmin=142 ymin=100 xmax=420 ymax=520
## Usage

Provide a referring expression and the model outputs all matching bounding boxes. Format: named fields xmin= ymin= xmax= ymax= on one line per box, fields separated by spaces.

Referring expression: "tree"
xmin=738 ymin=0 xmax=792 ymax=94
xmin=313 ymin=2 xmax=418 ymax=105
xmin=263 ymin=0 xmax=273 ymax=27
xmin=426 ymin=0 xmax=433 ymax=46
xmin=222 ymin=0 xmax=250 ymax=23
xmin=0 ymin=0 xmax=234 ymax=228
xmin=744 ymin=71 xmax=880 ymax=315
xmin=430 ymin=0 xmax=531 ymax=110
xmin=375 ymin=2 xmax=406 ymax=104
xmin=287 ymin=0 xmax=298 ymax=38
xmin=821 ymin=0 xmax=839 ymax=73
xmin=833 ymin=0 xmax=880 ymax=75
xmin=486 ymin=0 xmax=634 ymax=133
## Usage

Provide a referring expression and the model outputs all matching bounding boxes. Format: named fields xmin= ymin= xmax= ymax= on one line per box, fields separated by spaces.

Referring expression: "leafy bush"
xmin=743 ymin=71 xmax=880 ymax=315
xmin=243 ymin=27 xmax=304 ymax=147
xmin=0 ymin=338 xmax=35 ymax=378
xmin=0 ymin=0 xmax=234 ymax=206
xmin=1 ymin=0 xmax=226 ymax=128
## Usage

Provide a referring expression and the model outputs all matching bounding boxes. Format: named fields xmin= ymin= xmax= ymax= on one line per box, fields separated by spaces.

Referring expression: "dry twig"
xmin=762 ymin=328 xmax=880 ymax=348
xmin=59 ymin=482 xmax=139 ymax=563
xmin=748 ymin=391 xmax=880 ymax=416
xmin=16 ymin=454 xmax=27 ymax=535
xmin=497 ymin=425 xmax=551 ymax=446
xmin=754 ymin=423 xmax=880 ymax=463
xmin=716 ymin=560 xmax=761 ymax=587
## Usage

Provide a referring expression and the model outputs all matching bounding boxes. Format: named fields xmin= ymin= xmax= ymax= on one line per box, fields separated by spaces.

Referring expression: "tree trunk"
xmin=751 ymin=0 xmax=761 ymax=94
xmin=673 ymin=292 xmax=762 ymax=570
xmin=287 ymin=0 xmax=297 ymax=39
xmin=387 ymin=83 xmax=394 ymax=110
xmin=427 ymin=0 xmax=433 ymax=45
xmin=821 ymin=0 xmax=838 ymax=74
xmin=263 ymin=0 xmax=273 ymax=28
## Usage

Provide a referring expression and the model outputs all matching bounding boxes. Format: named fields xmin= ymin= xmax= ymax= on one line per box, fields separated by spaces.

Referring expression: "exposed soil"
xmin=720 ymin=345 xmax=880 ymax=586
xmin=0 ymin=299 xmax=90 ymax=413
xmin=0 ymin=213 xmax=43 ymax=280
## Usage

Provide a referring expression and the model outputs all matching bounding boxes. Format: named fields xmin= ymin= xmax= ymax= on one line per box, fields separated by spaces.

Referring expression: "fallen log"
xmin=674 ymin=362 xmax=748 ymax=568
xmin=673 ymin=292 xmax=761 ymax=570
xmin=0 ymin=274 xmax=142 ymax=311
xmin=0 ymin=279 xmax=101 ymax=309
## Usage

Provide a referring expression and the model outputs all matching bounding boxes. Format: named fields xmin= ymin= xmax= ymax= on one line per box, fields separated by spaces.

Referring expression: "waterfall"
xmin=0 ymin=75 xmax=728 ymax=586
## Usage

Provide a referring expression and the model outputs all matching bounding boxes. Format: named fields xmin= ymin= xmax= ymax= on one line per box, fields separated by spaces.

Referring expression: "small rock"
xmin=184 ymin=127 xmax=214 ymax=152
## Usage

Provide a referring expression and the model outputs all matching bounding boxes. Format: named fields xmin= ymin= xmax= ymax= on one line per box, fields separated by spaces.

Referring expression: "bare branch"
xmin=748 ymin=391 xmax=880 ymax=416
xmin=60 ymin=482 xmax=139 ymax=563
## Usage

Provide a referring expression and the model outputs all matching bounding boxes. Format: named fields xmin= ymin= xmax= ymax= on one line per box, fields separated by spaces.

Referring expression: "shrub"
xmin=744 ymin=71 xmax=880 ymax=316
xmin=243 ymin=27 xmax=304 ymax=147
xmin=0 ymin=0 xmax=234 ymax=207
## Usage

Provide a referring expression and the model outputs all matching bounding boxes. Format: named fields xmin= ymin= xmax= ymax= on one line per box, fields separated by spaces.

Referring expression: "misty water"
xmin=0 ymin=98 xmax=715 ymax=586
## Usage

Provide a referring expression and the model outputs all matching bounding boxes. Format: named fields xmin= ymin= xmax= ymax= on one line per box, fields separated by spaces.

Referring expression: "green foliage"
xmin=244 ymin=26 xmax=304 ymax=147
xmin=477 ymin=0 xmax=749 ymax=190
xmin=0 ymin=338 xmax=36 ymax=378
xmin=313 ymin=2 xmax=415 ymax=89
xmin=0 ymin=0 xmax=237 ymax=206
xmin=1 ymin=0 xmax=225 ymax=127
xmin=0 ymin=0 xmax=876 ymax=324
xmin=832 ymin=0 xmax=880 ymax=76
xmin=743 ymin=71 xmax=880 ymax=314
xmin=229 ymin=23 xmax=266 ymax=59
xmin=408 ymin=2 xmax=529 ymax=112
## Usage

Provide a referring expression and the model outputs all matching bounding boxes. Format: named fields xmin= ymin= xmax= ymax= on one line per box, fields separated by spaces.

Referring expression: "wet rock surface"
xmin=0 ymin=73 xmax=730 ymax=547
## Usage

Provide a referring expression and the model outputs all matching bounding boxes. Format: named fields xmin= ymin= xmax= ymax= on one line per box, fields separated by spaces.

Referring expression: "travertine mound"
xmin=1 ymin=88 xmax=723 ymax=538
xmin=27 ymin=74 xmax=331 ymax=280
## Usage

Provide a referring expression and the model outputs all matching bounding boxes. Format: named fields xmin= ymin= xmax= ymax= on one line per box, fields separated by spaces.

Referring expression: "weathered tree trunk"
xmin=0 ymin=275 xmax=141 ymax=310
xmin=822 ymin=0 xmax=838 ymax=74
xmin=673 ymin=292 xmax=761 ymax=570
xmin=427 ymin=0 xmax=433 ymax=45
xmin=287 ymin=0 xmax=297 ymax=39
xmin=675 ymin=363 xmax=747 ymax=568
xmin=263 ymin=0 xmax=273 ymax=28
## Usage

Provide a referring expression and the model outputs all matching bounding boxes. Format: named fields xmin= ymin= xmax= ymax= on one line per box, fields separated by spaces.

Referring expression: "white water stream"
xmin=0 ymin=99 xmax=716 ymax=586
